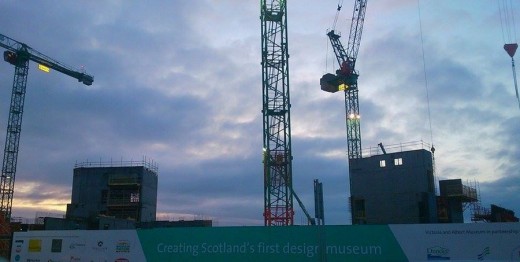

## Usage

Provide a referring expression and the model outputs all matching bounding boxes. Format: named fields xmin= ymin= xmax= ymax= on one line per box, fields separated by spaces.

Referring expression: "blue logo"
xmin=427 ymin=246 xmax=450 ymax=260
xmin=477 ymin=247 xmax=490 ymax=260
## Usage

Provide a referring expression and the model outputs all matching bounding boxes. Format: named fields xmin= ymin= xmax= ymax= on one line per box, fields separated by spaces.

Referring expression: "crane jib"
xmin=1 ymin=33 xmax=94 ymax=86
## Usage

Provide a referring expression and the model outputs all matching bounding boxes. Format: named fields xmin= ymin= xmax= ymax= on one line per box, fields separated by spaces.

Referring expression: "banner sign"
xmin=11 ymin=223 xmax=520 ymax=261
xmin=137 ymin=225 xmax=405 ymax=261
xmin=390 ymin=223 xmax=520 ymax=261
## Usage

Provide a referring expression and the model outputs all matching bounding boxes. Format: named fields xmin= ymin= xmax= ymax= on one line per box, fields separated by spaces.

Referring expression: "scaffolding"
xmin=468 ymin=182 xmax=519 ymax=222
xmin=443 ymin=180 xmax=478 ymax=204
xmin=436 ymin=179 xmax=478 ymax=223
xmin=105 ymin=172 xmax=141 ymax=221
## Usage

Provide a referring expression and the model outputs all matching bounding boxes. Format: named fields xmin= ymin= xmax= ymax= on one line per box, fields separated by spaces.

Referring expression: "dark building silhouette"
xmin=350 ymin=147 xmax=437 ymax=224
xmin=66 ymin=160 xmax=158 ymax=223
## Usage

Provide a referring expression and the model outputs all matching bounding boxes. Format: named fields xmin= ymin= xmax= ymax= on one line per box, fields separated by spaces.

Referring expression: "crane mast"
xmin=260 ymin=0 xmax=294 ymax=226
xmin=320 ymin=0 xmax=367 ymax=160
xmin=0 ymin=33 xmax=93 ymax=257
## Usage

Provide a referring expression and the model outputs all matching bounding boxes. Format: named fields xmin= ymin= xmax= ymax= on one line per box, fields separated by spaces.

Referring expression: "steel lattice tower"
xmin=260 ymin=0 xmax=294 ymax=226
xmin=345 ymin=84 xmax=361 ymax=159
xmin=0 ymin=51 xmax=29 ymax=220
xmin=344 ymin=0 xmax=366 ymax=160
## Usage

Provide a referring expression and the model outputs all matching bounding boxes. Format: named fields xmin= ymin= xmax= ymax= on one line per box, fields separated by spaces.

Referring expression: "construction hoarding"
xmin=11 ymin=223 xmax=520 ymax=261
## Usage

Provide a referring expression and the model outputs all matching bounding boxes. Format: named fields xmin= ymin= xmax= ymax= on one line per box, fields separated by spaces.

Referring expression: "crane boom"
xmin=0 ymin=34 xmax=93 ymax=85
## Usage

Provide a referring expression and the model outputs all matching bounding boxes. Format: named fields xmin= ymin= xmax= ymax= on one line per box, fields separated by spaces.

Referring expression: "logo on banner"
xmin=427 ymin=246 xmax=450 ymax=260
xmin=116 ymin=240 xmax=130 ymax=253
xmin=28 ymin=239 xmax=42 ymax=253
xmin=92 ymin=240 xmax=108 ymax=252
xmin=14 ymin=239 xmax=23 ymax=253
xmin=51 ymin=239 xmax=62 ymax=253
xmin=69 ymin=242 xmax=86 ymax=249
xmin=477 ymin=246 xmax=490 ymax=260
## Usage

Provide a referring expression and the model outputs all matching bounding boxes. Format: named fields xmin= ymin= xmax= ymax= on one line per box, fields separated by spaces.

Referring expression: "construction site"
xmin=0 ymin=0 xmax=519 ymax=261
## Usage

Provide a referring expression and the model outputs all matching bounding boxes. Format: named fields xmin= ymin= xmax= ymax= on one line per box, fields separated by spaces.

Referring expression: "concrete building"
xmin=349 ymin=145 xmax=437 ymax=224
xmin=66 ymin=160 xmax=158 ymax=223
xmin=437 ymin=179 xmax=477 ymax=223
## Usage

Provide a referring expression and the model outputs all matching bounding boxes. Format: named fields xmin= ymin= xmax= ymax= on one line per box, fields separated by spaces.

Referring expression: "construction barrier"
xmin=10 ymin=222 xmax=520 ymax=261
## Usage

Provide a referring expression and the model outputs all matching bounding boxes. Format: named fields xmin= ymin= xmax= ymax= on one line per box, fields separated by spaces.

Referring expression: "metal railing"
xmin=74 ymin=157 xmax=158 ymax=174
xmin=362 ymin=140 xmax=432 ymax=157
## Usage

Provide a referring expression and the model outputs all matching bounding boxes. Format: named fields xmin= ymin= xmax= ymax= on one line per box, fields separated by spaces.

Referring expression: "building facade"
xmin=349 ymin=148 xmax=437 ymax=224
xmin=66 ymin=161 xmax=158 ymax=223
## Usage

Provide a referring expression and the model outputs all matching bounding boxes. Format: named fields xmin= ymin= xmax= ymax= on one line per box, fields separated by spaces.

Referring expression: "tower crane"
xmin=260 ymin=0 xmax=316 ymax=226
xmin=320 ymin=0 xmax=367 ymax=160
xmin=321 ymin=0 xmax=367 ymax=224
xmin=260 ymin=0 xmax=294 ymax=226
xmin=0 ymin=33 xmax=93 ymax=256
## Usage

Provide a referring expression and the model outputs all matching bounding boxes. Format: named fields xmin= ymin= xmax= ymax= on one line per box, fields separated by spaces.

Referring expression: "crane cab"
xmin=3 ymin=51 xmax=17 ymax=65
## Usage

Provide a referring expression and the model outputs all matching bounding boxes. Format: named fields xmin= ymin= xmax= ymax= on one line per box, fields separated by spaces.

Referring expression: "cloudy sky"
xmin=0 ymin=0 xmax=518 ymax=226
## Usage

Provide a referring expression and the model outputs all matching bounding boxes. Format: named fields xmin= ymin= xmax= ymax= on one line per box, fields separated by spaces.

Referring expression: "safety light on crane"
xmin=38 ymin=64 xmax=50 ymax=73
xmin=347 ymin=113 xmax=360 ymax=119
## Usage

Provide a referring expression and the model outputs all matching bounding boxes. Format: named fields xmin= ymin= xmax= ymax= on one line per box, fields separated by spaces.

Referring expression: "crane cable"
xmin=417 ymin=0 xmax=434 ymax=149
xmin=332 ymin=0 xmax=344 ymax=31
xmin=498 ymin=0 xmax=520 ymax=110
xmin=417 ymin=0 xmax=439 ymax=194
xmin=498 ymin=0 xmax=517 ymax=44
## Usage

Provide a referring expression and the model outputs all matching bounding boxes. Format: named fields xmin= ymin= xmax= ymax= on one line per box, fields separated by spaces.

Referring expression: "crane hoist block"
xmin=504 ymin=43 xmax=518 ymax=58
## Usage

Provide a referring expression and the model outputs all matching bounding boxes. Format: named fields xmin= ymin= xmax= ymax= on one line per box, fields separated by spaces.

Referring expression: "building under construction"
xmin=66 ymin=160 xmax=158 ymax=223
xmin=350 ymin=142 xmax=437 ymax=224
xmin=348 ymin=142 xmax=484 ymax=225
xmin=349 ymin=141 xmax=517 ymax=225
xmin=437 ymin=178 xmax=478 ymax=223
